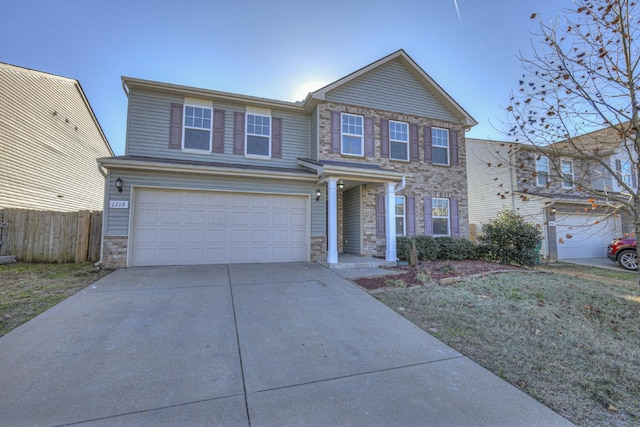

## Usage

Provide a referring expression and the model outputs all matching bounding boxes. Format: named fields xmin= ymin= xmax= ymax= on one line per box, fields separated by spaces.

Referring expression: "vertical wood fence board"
xmin=74 ymin=210 xmax=90 ymax=262
xmin=88 ymin=211 xmax=102 ymax=262
xmin=0 ymin=208 xmax=102 ymax=263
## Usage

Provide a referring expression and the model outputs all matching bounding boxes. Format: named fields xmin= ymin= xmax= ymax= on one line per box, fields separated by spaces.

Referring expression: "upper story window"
xmin=183 ymin=105 xmax=212 ymax=151
xmin=616 ymin=158 xmax=638 ymax=189
xmin=432 ymin=128 xmax=449 ymax=165
xmin=432 ymin=198 xmax=450 ymax=236
xmin=390 ymin=121 xmax=409 ymax=161
xmin=561 ymin=159 xmax=574 ymax=188
xmin=341 ymin=113 xmax=363 ymax=156
xmin=246 ymin=113 xmax=271 ymax=157
xmin=395 ymin=196 xmax=406 ymax=236
xmin=536 ymin=155 xmax=549 ymax=187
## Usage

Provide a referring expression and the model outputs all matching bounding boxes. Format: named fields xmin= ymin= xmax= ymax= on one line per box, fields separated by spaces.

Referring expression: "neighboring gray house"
xmin=0 ymin=62 xmax=113 ymax=211
xmin=467 ymin=127 xmax=633 ymax=260
xmin=99 ymin=50 xmax=477 ymax=268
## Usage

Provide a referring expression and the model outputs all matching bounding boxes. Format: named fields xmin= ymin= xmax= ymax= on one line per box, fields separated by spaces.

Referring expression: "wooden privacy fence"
xmin=0 ymin=209 xmax=102 ymax=263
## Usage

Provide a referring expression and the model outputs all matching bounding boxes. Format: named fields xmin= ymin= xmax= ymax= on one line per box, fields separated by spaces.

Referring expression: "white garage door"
xmin=555 ymin=214 xmax=619 ymax=259
xmin=130 ymin=188 xmax=309 ymax=266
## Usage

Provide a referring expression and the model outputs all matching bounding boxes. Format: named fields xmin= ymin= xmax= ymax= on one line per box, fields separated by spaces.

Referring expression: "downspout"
xmin=395 ymin=176 xmax=406 ymax=192
xmin=94 ymin=164 xmax=110 ymax=268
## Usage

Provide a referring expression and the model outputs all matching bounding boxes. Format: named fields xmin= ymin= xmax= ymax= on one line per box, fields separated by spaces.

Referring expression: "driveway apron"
xmin=0 ymin=263 xmax=574 ymax=426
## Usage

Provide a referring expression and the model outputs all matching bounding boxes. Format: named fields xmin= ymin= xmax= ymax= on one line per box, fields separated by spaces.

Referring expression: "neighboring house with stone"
xmin=0 ymin=62 xmax=113 ymax=211
xmin=467 ymin=129 xmax=632 ymax=260
xmin=98 ymin=49 xmax=476 ymax=269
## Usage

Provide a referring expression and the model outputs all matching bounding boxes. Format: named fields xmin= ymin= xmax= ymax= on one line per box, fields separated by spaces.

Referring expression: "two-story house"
xmin=0 ymin=62 xmax=113 ymax=212
xmin=467 ymin=126 xmax=633 ymax=260
xmin=99 ymin=50 xmax=476 ymax=269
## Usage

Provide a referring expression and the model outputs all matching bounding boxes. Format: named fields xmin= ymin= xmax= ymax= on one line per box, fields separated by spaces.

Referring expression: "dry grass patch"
xmin=376 ymin=271 xmax=640 ymax=427
xmin=0 ymin=262 xmax=112 ymax=337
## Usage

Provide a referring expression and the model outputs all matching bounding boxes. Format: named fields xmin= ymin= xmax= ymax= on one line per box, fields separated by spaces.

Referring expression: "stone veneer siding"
xmin=310 ymin=236 xmax=326 ymax=262
xmin=102 ymin=236 xmax=128 ymax=269
xmin=317 ymin=103 xmax=470 ymax=257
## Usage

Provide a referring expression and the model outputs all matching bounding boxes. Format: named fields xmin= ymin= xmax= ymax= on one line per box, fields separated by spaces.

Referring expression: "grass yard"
xmin=0 ymin=262 xmax=112 ymax=337
xmin=375 ymin=268 xmax=640 ymax=427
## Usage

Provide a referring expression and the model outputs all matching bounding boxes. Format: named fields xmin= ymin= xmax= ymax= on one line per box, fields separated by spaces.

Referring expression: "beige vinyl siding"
xmin=0 ymin=65 xmax=112 ymax=211
xmin=466 ymin=139 xmax=517 ymax=230
xmin=104 ymin=170 xmax=323 ymax=236
xmin=125 ymin=90 xmax=310 ymax=168
xmin=326 ymin=58 xmax=460 ymax=123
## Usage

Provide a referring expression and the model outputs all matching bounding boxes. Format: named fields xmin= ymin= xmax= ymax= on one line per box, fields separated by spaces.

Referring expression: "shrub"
xmin=414 ymin=235 xmax=439 ymax=260
xmin=396 ymin=236 xmax=412 ymax=261
xmin=396 ymin=236 xmax=478 ymax=261
xmin=478 ymin=209 xmax=542 ymax=267
xmin=435 ymin=237 xmax=477 ymax=260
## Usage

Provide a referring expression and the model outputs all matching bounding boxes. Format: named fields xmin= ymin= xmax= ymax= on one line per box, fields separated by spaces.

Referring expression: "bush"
xmin=414 ymin=235 xmax=439 ymax=260
xmin=396 ymin=236 xmax=478 ymax=261
xmin=435 ymin=237 xmax=477 ymax=260
xmin=478 ymin=209 xmax=542 ymax=267
xmin=396 ymin=237 xmax=412 ymax=261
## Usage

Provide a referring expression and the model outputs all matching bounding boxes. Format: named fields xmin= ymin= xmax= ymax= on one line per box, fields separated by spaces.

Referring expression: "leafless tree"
xmin=506 ymin=0 xmax=640 ymax=282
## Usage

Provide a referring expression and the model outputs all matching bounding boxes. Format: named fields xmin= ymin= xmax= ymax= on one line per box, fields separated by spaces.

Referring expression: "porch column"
xmin=327 ymin=177 xmax=339 ymax=264
xmin=385 ymin=182 xmax=397 ymax=261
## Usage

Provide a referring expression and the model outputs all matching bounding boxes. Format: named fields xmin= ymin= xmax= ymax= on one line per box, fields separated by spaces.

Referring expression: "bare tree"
xmin=506 ymin=0 xmax=640 ymax=282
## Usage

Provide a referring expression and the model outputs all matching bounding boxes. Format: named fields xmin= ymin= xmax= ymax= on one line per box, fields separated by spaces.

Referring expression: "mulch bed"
xmin=353 ymin=259 xmax=526 ymax=290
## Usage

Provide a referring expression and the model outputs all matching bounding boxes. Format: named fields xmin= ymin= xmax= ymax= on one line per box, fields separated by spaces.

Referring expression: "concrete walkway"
xmin=0 ymin=263 xmax=574 ymax=426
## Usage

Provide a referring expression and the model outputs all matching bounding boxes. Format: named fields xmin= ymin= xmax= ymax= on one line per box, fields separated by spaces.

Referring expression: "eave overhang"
xmin=298 ymin=158 xmax=407 ymax=183
xmin=98 ymin=156 xmax=317 ymax=181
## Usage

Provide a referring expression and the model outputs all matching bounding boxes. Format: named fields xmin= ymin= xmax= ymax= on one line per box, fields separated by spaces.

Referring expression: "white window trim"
xmin=432 ymin=127 xmax=450 ymax=166
xmin=536 ymin=155 xmax=549 ymax=187
xmin=395 ymin=196 xmax=406 ymax=236
xmin=341 ymin=113 xmax=364 ymax=157
xmin=182 ymin=104 xmax=213 ymax=153
xmin=561 ymin=159 xmax=574 ymax=189
xmin=432 ymin=197 xmax=450 ymax=236
xmin=389 ymin=120 xmax=409 ymax=161
xmin=245 ymin=112 xmax=271 ymax=159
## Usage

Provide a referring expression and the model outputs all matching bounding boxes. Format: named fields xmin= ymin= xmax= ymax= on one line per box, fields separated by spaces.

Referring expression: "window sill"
xmin=182 ymin=148 xmax=213 ymax=155
xmin=245 ymin=154 xmax=271 ymax=160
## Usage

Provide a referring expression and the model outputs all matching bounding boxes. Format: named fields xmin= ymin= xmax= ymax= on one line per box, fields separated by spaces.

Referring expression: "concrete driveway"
xmin=0 ymin=263 xmax=574 ymax=426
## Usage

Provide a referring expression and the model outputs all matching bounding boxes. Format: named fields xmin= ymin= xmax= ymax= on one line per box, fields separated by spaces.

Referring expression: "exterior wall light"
xmin=550 ymin=207 xmax=556 ymax=215
xmin=115 ymin=177 xmax=123 ymax=193
xmin=337 ymin=180 xmax=345 ymax=189
xmin=315 ymin=188 xmax=321 ymax=201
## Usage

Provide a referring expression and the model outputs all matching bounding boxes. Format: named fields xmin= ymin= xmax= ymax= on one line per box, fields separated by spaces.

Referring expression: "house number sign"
xmin=110 ymin=200 xmax=129 ymax=209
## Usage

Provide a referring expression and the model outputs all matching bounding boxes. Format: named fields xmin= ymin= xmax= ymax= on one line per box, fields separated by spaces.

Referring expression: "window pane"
xmin=184 ymin=128 xmax=210 ymax=151
xmin=247 ymin=135 xmax=270 ymax=156
xmin=432 ymin=128 xmax=449 ymax=147
xmin=433 ymin=218 xmax=449 ymax=235
xmin=433 ymin=147 xmax=448 ymax=165
xmin=396 ymin=217 xmax=405 ymax=236
xmin=342 ymin=114 xmax=363 ymax=135
xmin=390 ymin=122 xmax=408 ymax=141
xmin=538 ymin=172 xmax=549 ymax=186
xmin=390 ymin=141 xmax=407 ymax=160
xmin=342 ymin=135 xmax=362 ymax=155
xmin=185 ymin=106 xmax=212 ymax=131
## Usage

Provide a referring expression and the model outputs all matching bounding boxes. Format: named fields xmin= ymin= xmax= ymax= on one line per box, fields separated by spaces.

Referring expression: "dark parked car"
xmin=607 ymin=237 xmax=637 ymax=271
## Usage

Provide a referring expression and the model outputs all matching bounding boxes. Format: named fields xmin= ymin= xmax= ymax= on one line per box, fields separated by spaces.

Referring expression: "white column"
xmin=327 ymin=178 xmax=338 ymax=264
xmin=385 ymin=182 xmax=397 ymax=261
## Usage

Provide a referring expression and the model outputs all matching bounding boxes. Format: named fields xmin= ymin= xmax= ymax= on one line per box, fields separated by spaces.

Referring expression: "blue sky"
xmin=1 ymin=0 xmax=570 ymax=155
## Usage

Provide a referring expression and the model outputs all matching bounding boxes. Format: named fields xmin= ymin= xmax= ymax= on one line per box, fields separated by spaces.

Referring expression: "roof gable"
xmin=309 ymin=50 xmax=476 ymax=128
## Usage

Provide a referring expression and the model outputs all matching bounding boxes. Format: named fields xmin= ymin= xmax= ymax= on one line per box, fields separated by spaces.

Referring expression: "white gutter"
xmin=98 ymin=158 xmax=318 ymax=182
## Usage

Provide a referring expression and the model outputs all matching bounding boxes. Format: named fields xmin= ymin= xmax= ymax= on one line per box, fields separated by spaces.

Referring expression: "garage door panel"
xmin=556 ymin=214 xmax=618 ymax=259
xmin=131 ymin=189 xmax=309 ymax=266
